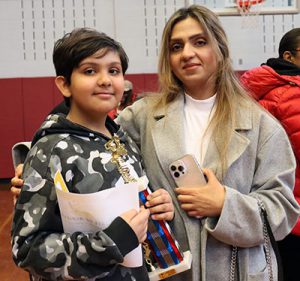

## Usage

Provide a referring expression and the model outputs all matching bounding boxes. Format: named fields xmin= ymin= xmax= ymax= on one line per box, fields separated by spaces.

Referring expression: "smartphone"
xmin=169 ymin=154 xmax=207 ymax=187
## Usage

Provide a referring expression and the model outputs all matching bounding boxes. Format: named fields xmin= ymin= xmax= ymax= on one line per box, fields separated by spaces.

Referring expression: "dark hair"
xmin=53 ymin=28 xmax=129 ymax=105
xmin=278 ymin=28 xmax=300 ymax=58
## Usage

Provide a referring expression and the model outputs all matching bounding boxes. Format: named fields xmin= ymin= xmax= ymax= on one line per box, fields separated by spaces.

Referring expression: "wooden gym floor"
xmin=0 ymin=179 xmax=29 ymax=281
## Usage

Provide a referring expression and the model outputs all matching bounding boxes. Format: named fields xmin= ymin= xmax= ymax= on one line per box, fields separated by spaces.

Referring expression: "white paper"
xmin=55 ymin=174 xmax=142 ymax=268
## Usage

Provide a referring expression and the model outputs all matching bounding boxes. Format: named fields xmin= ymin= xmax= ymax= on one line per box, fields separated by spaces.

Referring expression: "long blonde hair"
xmin=157 ymin=5 xmax=251 ymax=178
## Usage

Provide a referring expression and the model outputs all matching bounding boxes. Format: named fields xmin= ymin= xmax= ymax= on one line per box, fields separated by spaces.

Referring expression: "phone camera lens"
xmin=170 ymin=165 xmax=176 ymax=171
xmin=174 ymin=172 xmax=180 ymax=178
xmin=178 ymin=165 xmax=184 ymax=172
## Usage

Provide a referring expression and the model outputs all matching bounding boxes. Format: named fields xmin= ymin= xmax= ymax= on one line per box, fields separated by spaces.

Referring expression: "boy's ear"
xmin=55 ymin=76 xmax=72 ymax=98
xmin=283 ymin=51 xmax=294 ymax=64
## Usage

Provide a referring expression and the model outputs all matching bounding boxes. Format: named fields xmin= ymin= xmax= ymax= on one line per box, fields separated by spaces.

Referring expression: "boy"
xmin=11 ymin=28 xmax=173 ymax=281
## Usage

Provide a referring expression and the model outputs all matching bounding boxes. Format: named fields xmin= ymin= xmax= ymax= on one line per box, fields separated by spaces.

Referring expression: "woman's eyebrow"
xmin=170 ymin=32 xmax=206 ymax=42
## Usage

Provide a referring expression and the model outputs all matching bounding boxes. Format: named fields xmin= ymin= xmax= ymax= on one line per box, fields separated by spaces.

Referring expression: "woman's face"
xmin=169 ymin=17 xmax=218 ymax=99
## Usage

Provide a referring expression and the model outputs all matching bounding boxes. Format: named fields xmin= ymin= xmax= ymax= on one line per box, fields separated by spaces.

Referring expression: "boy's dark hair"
xmin=53 ymin=28 xmax=129 ymax=106
xmin=278 ymin=28 xmax=300 ymax=58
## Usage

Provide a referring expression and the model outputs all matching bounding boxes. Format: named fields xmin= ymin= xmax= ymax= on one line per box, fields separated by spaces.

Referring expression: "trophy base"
xmin=148 ymin=250 xmax=192 ymax=281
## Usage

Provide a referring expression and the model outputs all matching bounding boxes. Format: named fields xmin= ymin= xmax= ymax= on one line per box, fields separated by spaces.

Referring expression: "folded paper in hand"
xmin=54 ymin=170 xmax=142 ymax=268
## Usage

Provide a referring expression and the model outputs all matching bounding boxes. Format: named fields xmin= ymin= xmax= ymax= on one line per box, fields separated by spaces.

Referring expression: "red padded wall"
xmin=0 ymin=77 xmax=65 ymax=178
xmin=0 ymin=78 xmax=24 ymax=178
xmin=23 ymin=78 xmax=57 ymax=140
xmin=126 ymin=73 xmax=159 ymax=98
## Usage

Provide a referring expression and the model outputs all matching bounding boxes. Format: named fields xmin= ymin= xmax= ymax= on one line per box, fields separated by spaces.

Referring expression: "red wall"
xmin=0 ymin=74 xmax=159 ymax=179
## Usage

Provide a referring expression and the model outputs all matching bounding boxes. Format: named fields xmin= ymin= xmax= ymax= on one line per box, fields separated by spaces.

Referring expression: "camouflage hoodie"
xmin=11 ymin=113 xmax=149 ymax=281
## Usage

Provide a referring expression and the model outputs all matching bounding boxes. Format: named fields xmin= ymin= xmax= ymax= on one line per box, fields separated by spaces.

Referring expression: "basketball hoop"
xmin=237 ymin=0 xmax=264 ymax=29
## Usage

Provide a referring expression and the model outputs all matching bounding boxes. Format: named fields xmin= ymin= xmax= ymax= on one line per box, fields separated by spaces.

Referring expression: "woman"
xmin=241 ymin=28 xmax=300 ymax=281
xmin=117 ymin=5 xmax=300 ymax=281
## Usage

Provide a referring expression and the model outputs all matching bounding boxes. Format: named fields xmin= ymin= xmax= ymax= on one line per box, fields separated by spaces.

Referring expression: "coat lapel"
xmin=203 ymin=101 xmax=253 ymax=177
xmin=151 ymin=94 xmax=187 ymax=180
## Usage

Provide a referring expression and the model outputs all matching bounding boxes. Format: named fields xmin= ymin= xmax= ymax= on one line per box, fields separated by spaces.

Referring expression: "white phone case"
xmin=169 ymin=154 xmax=207 ymax=187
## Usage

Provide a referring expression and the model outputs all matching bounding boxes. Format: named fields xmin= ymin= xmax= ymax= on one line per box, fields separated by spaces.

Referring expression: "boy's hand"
xmin=145 ymin=189 xmax=175 ymax=221
xmin=120 ymin=207 xmax=150 ymax=243
xmin=10 ymin=164 xmax=24 ymax=205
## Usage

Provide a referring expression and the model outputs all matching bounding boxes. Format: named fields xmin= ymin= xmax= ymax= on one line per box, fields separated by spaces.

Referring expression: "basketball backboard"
xmin=190 ymin=0 xmax=299 ymax=15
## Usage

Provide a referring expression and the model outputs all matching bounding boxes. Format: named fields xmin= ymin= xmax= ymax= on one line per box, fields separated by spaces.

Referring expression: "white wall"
xmin=0 ymin=0 xmax=299 ymax=78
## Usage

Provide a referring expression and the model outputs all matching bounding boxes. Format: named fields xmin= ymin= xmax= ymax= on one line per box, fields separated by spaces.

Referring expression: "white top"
xmin=183 ymin=93 xmax=216 ymax=165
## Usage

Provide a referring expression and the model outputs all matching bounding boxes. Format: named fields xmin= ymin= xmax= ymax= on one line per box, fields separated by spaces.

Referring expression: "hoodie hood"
xmin=265 ymin=58 xmax=300 ymax=76
xmin=240 ymin=58 xmax=300 ymax=100
xmin=31 ymin=113 xmax=122 ymax=146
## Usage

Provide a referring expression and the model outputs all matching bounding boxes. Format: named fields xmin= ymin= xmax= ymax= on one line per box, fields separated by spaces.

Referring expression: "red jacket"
xmin=241 ymin=64 xmax=300 ymax=236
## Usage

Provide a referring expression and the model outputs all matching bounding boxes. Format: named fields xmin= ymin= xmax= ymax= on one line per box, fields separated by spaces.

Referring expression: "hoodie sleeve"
xmin=11 ymin=152 xmax=140 ymax=280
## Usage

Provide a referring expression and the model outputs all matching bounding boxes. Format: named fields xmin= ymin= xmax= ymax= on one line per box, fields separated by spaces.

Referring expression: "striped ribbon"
xmin=139 ymin=187 xmax=183 ymax=269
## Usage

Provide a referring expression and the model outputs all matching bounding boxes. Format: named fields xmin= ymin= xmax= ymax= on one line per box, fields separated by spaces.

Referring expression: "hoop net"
xmin=237 ymin=0 xmax=264 ymax=29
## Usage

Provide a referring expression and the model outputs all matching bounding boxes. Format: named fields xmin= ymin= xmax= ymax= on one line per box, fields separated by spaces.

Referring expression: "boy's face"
xmin=60 ymin=49 xmax=125 ymax=119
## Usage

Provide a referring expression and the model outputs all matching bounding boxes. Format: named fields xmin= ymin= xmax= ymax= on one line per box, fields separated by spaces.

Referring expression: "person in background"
xmin=119 ymin=80 xmax=134 ymax=111
xmin=10 ymin=5 xmax=300 ymax=281
xmin=11 ymin=27 xmax=174 ymax=281
xmin=109 ymin=79 xmax=134 ymax=119
xmin=240 ymin=27 xmax=300 ymax=281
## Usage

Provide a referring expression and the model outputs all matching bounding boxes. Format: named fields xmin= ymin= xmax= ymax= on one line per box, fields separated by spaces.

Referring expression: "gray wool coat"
xmin=117 ymin=93 xmax=300 ymax=281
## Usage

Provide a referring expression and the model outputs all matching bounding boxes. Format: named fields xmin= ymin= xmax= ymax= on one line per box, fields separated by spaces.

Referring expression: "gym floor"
xmin=0 ymin=179 xmax=28 ymax=281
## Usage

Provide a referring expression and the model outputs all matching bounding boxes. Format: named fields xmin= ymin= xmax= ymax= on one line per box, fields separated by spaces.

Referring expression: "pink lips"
xmin=93 ymin=92 xmax=113 ymax=96
xmin=93 ymin=92 xmax=114 ymax=99
xmin=183 ymin=63 xmax=200 ymax=70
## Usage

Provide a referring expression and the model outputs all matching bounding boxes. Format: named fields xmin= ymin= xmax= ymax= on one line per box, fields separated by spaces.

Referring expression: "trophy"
xmin=105 ymin=136 xmax=192 ymax=280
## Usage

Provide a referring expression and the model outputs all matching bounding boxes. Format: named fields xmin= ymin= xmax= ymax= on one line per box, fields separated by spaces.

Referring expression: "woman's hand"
xmin=120 ymin=207 xmax=150 ymax=243
xmin=10 ymin=164 xmax=24 ymax=205
xmin=175 ymin=168 xmax=225 ymax=218
xmin=145 ymin=188 xmax=175 ymax=221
